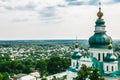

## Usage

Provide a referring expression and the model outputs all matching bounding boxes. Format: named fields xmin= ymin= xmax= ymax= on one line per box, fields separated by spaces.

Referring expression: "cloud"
xmin=40 ymin=6 xmax=56 ymax=18
xmin=87 ymin=0 xmax=99 ymax=5
xmin=111 ymin=0 xmax=120 ymax=3
xmin=65 ymin=0 xmax=84 ymax=6
xmin=64 ymin=0 xmax=120 ymax=6
xmin=12 ymin=18 xmax=29 ymax=22
xmin=38 ymin=6 xmax=61 ymax=23
xmin=1 ymin=0 xmax=11 ymax=2
xmin=68 ymin=1 xmax=84 ymax=6
xmin=3 ymin=2 xmax=36 ymax=11
xmin=57 ymin=4 xmax=67 ymax=7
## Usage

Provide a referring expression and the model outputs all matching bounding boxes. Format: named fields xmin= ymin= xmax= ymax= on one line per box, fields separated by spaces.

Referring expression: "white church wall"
xmin=80 ymin=61 xmax=93 ymax=68
xmin=89 ymin=48 xmax=113 ymax=62
xmin=71 ymin=60 xmax=77 ymax=68
xmin=104 ymin=61 xmax=118 ymax=74
xmin=67 ymin=71 xmax=77 ymax=80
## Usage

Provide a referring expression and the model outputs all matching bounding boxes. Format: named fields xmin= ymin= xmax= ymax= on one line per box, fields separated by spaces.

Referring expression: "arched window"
xmin=91 ymin=53 xmax=93 ymax=56
xmin=112 ymin=66 xmax=114 ymax=71
xmin=98 ymin=53 xmax=100 ymax=61
xmin=115 ymin=66 xmax=117 ymax=70
xmin=73 ymin=62 xmax=75 ymax=67
xmin=103 ymin=53 xmax=104 ymax=60
xmin=107 ymin=66 xmax=108 ymax=71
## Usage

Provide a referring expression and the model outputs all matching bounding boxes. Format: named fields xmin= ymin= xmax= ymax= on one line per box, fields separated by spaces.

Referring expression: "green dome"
xmin=104 ymin=54 xmax=117 ymax=62
xmin=95 ymin=19 xmax=105 ymax=27
xmin=72 ymin=52 xmax=81 ymax=59
xmin=89 ymin=33 xmax=112 ymax=49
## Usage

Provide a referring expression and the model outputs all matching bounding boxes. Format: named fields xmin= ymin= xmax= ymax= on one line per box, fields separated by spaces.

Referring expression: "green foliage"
xmin=36 ymin=59 xmax=47 ymax=77
xmin=41 ymin=77 xmax=47 ymax=80
xmin=74 ymin=64 xmax=104 ymax=80
xmin=47 ymin=56 xmax=70 ymax=75
xmin=0 ymin=72 xmax=9 ymax=80
xmin=0 ymin=73 xmax=3 ymax=80
xmin=0 ymin=60 xmax=33 ymax=75
xmin=52 ymin=78 xmax=65 ymax=80
xmin=2 ymin=72 xmax=9 ymax=80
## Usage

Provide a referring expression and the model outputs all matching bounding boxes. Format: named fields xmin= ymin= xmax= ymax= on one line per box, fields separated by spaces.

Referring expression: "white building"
xmin=67 ymin=4 xmax=120 ymax=80
xmin=12 ymin=73 xmax=37 ymax=80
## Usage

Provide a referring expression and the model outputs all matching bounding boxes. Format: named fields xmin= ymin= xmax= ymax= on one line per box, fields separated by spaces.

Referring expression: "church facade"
xmin=67 ymin=4 xmax=120 ymax=80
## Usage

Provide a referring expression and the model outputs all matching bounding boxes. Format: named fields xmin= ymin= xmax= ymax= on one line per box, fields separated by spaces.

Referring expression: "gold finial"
xmin=75 ymin=36 xmax=78 ymax=45
xmin=97 ymin=2 xmax=103 ymax=19
xmin=109 ymin=39 xmax=112 ymax=46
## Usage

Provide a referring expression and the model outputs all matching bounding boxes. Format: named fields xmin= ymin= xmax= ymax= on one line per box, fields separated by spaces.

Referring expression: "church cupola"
xmin=89 ymin=2 xmax=112 ymax=49
xmin=72 ymin=37 xmax=81 ymax=59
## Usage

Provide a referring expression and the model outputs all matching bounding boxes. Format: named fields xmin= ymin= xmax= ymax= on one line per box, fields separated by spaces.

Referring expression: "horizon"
xmin=0 ymin=39 xmax=120 ymax=41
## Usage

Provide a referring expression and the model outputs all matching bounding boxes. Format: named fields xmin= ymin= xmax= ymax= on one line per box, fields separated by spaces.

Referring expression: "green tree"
xmin=2 ymin=72 xmax=9 ymax=80
xmin=41 ymin=77 xmax=47 ymax=80
xmin=74 ymin=64 xmax=104 ymax=80
xmin=75 ymin=64 xmax=91 ymax=80
xmin=47 ymin=56 xmax=70 ymax=74
xmin=0 ymin=73 xmax=3 ymax=80
xmin=36 ymin=59 xmax=47 ymax=76
xmin=89 ymin=68 xmax=104 ymax=80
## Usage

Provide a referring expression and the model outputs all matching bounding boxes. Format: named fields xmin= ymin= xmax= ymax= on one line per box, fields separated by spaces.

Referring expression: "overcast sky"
xmin=0 ymin=0 xmax=120 ymax=40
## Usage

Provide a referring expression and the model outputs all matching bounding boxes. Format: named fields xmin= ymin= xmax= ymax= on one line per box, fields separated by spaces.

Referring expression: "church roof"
xmin=89 ymin=33 xmax=112 ymax=49
xmin=104 ymin=54 xmax=117 ymax=62
xmin=67 ymin=66 xmax=78 ymax=72
xmin=72 ymin=52 xmax=81 ymax=59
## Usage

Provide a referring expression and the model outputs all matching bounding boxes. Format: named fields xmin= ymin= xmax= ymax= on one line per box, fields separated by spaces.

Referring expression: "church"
xmin=67 ymin=3 xmax=120 ymax=80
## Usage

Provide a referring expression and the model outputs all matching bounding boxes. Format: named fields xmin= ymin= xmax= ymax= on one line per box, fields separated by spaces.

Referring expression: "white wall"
xmin=104 ymin=61 xmax=118 ymax=74
xmin=67 ymin=71 xmax=77 ymax=80
xmin=89 ymin=48 xmax=113 ymax=62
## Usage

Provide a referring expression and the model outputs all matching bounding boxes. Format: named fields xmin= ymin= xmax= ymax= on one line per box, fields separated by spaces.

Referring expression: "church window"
xmin=112 ymin=66 xmax=114 ymax=71
xmin=107 ymin=66 xmax=108 ymax=71
xmin=115 ymin=66 xmax=117 ymax=70
xmin=73 ymin=62 xmax=75 ymax=67
xmin=103 ymin=53 xmax=104 ymax=60
xmin=98 ymin=53 xmax=100 ymax=61
xmin=91 ymin=53 xmax=93 ymax=56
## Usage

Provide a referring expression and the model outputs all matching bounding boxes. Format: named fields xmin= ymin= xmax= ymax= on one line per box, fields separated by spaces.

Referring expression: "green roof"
xmin=67 ymin=66 xmax=78 ymax=72
xmin=89 ymin=33 xmax=112 ymax=49
xmin=104 ymin=54 xmax=117 ymax=62
xmin=72 ymin=52 xmax=81 ymax=59
xmin=95 ymin=19 xmax=105 ymax=27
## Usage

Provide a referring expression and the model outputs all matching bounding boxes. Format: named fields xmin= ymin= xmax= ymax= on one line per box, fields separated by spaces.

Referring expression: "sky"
xmin=0 ymin=0 xmax=120 ymax=40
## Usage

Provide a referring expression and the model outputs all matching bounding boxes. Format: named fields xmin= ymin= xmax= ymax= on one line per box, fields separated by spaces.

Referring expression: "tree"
xmin=74 ymin=64 xmax=91 ymax=80
xmin=36 ymin=59 xmax=47 ymax=77
xmin=89 ymin=68 xmax=104 ymax=80
xmin=47 ymin=56 xmax=70 ymax=74
xmin=2 ymin=72 xmax=9 ymax=80
xmin=0 ymin=73 xmax=3 ymax=80
xmin=41 ymin=77 xmax=47 ymax=80
xmin=74 ymin=64 xmax=104 ymax=80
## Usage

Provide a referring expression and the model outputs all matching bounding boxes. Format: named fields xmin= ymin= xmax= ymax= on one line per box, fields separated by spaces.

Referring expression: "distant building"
xmin=11 ymin=72 xmax=40 ymax=80
xmin=29 ymin=71 xmax=40 ymax=79
xmin=67 ymin=3 xmax=120 ymax=80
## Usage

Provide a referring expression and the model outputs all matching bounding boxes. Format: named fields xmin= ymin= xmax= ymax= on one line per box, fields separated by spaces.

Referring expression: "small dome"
xmin=104 ymin=54 xmax=117 ymax=62
xmin=89 ymin=33 xmax=112 ymax=49
xmin=72 ymin=52 xmax=81 ymax=59
xmin=95 ymin=19 xmax=105 ymax=27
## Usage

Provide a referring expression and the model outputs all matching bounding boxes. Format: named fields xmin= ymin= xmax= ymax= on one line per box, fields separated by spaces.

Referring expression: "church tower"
xmin=88 ymin=2 xmax=118 ymax=74
xmin=67 ymin=37 xmax=81 ymax=80
xmin=88 ymin=2 xmax=113 ymax=62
